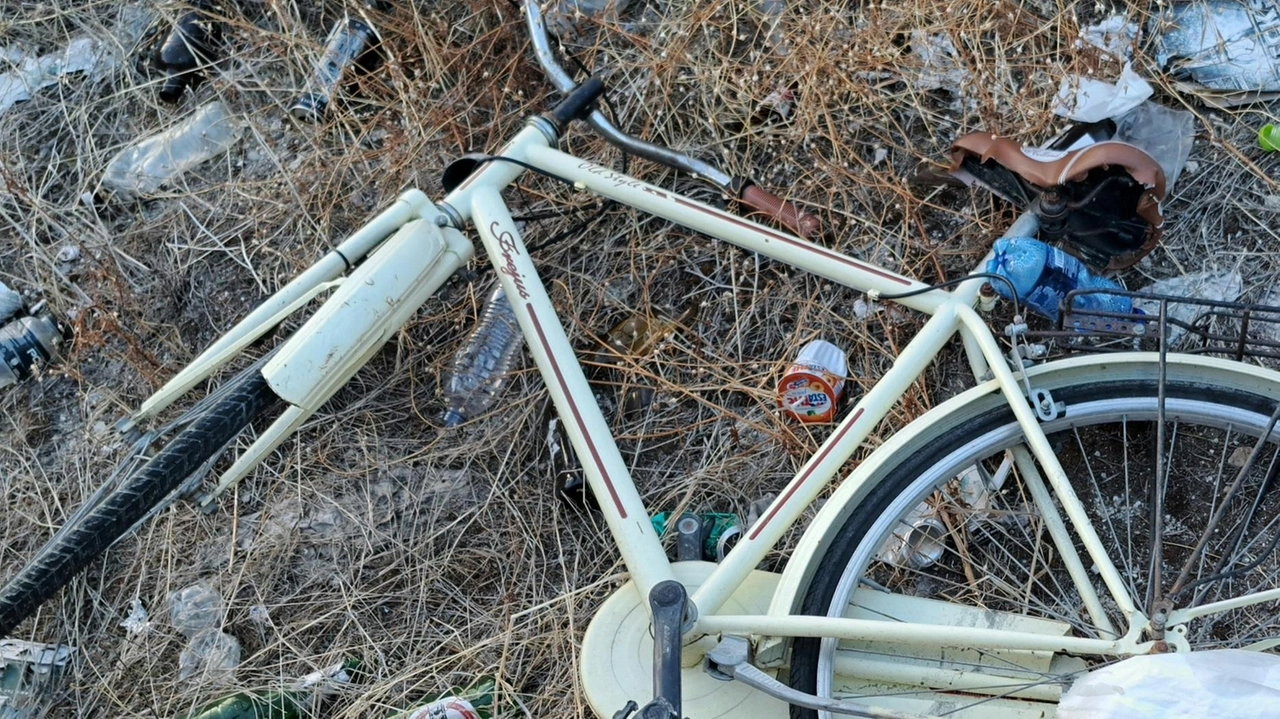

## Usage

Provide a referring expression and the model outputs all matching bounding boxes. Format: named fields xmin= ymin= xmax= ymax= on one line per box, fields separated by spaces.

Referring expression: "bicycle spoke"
xmin=1010 ymin=445 xmax=1119 ymax=638
xmin=805 ymin=364 xmax=1280 ymax=718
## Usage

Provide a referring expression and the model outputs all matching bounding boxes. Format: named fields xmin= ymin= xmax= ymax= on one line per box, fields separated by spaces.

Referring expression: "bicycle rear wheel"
xmin=788 ymin=356 xmax=1280 ymax=717
xmin=0 ymin=370 xmax=278 ymax=637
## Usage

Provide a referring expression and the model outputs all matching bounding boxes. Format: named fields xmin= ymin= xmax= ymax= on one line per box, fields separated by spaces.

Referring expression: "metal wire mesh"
xmin=1026 ymin=289 xmax=1280 ymax=363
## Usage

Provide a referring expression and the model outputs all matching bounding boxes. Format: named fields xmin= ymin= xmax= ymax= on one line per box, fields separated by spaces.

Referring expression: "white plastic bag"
xmin=1059 ymin=650 xmax=1280 ymax=719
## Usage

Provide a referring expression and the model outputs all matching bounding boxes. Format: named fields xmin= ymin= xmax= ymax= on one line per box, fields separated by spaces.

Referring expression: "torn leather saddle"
xmin=950 ymin=133 xmax=1167 ymax=271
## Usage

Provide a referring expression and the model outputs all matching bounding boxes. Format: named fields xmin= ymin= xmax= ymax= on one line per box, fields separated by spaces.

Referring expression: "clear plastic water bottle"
xmin=986 ymin=237 xmax=1133 ymax=324
xmin=289 ymin=0 xmax=389 ymax=122
xmin=98 ymin=100 xmax=244 ymax=201
xmin=442 ymin=288 xmax=523 ymax=427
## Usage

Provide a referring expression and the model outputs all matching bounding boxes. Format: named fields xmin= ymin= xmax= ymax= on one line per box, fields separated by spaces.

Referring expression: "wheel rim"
xmin=816 ymin=393 xmax=1280 ymax=715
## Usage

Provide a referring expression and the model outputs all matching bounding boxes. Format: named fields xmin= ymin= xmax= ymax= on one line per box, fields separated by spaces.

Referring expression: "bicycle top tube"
xmin=437 ymin=117 xmax=1006 ymax=320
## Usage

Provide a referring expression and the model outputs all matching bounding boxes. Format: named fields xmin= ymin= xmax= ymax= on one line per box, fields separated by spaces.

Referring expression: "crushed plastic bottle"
xmin=169 ymin=582 xmax=241 ymax=682
xmin=986 ymin=237 xmax=1133 ymax=325
xmin=289 ymin=0 xmax=388 ymax=122
xmin=98 ymin=100 xmax=243 ymax=201
xmin=441 ymin=288 xmax=523 ymax=427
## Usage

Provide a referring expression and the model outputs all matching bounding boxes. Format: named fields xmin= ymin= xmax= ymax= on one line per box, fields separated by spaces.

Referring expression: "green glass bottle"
xmin=177 ymin=658 xmax=362 ymax=719
xmin=393 ymin=676 xmax=496 ymax=719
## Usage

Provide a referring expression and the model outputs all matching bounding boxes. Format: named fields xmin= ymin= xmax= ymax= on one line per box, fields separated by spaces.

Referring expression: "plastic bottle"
xmin=0 ymin=307 xmax=66 ymax=389
xmin=0 ymin=281 xmax=24 ymax=323
xmin=392 ymin=676 xmax=496 ymax=719
xmin=99 ymin=100 xmax=244 ymax=201
xmin=441 ymin=289 xmax=523 ymax=427
xmin=151 ymin=1 xmax=222 ymax=103
xmin=986 ymin=237 xmax=1132 ymax=324
xmin=176 ymin=658 xmax=362 ymax=719
xmin=289 ymin=1 xmax=389 ymax=122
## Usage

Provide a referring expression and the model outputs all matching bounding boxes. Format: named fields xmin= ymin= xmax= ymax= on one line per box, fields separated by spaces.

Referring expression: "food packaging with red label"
xmin=778 ymin=339 xmax=848 ymax=423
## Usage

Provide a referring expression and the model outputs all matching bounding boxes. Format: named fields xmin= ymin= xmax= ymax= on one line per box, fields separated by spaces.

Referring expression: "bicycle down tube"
xmin=439 ymin=114 xmax=1144 ymax=653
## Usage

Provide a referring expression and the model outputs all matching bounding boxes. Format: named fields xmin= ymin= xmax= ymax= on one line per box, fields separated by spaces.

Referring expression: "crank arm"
xmin=704 ymin=636 xmax=926 ymax=719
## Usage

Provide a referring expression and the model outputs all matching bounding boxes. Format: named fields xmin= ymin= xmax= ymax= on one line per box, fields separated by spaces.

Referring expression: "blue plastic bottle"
xmin=986 ymin=237 xmax=1134 ymax=327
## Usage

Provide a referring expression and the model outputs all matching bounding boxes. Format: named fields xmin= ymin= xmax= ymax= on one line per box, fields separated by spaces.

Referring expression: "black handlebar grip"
xmin=737 ymin=182 xmax=823 ymax=239
xmin=547 ymin=76 xmax=607 ymax=130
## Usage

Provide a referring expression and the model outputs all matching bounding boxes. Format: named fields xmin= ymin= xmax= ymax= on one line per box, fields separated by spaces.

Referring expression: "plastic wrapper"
xmin=170 ymin=581 xmax=224 ymax=638
xmin=1053 ymin=63 xmax=1152 ymax=123
xmin=545 ymin=0 xmax=636 ymax=36
xmin=177 ymin=630 xmax=240 ymax=682
xmin=0 ymin=38 xmax=105 ymax=116
xmin=1060 ymin=650 xmax=1280 ymax=718
xmin=1153 ymin=0 xmax=1280 ymax=106
xmin=1112 ymin=101 xmax=1196 ymax=192
xmin=170 ymin=582 xmax=241 ymax=682
xmin=1135 ymin=268 xmax=1243 ymax=347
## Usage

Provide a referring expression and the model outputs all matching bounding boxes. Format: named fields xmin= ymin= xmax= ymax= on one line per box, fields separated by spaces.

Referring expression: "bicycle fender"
xmin=264 ymin=218 xmax=472 ymax=410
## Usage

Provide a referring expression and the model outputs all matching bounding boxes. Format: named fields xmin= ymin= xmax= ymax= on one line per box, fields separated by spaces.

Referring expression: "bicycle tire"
xmin=788 ymin=357 xmax=1280 ymax=718
xmin=0 ymin=370 xmax=279 ymax=637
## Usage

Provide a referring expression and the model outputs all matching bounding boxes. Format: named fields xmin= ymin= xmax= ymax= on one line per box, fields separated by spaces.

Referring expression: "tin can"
xmin=701 ymin=512 xmax=742 ymax=561
xmin=778 ymin=339 xmax=848 ymax=422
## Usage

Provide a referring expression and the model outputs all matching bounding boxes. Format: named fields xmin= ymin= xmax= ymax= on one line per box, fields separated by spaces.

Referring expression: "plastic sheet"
xmin=1060 ymin=650 xmax=1280 ymax=718
xmin=1154 ymin=0 xmax=1280 ymax=106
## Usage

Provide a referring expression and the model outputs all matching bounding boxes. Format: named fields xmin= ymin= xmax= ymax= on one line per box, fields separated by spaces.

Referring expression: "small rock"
xmin=1229 ymin=444 xmax=1255 ymax=468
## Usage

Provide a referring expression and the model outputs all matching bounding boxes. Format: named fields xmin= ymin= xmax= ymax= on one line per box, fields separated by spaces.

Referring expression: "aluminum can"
xmin=778 ymin=339 xmax=847 ymax=422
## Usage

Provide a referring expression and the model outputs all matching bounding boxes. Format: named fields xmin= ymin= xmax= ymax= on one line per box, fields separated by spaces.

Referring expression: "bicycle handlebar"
xmin=735 ymin=181 xmax=824 ymax=239
xmin=523 ymin=1 xmax=733 ymax=189
xmin=523 ymin=0 xmax=823 ymax=239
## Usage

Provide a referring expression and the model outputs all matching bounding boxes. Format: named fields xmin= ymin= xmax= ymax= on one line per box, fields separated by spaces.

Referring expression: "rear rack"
xmin=1023 ymin=288 xmax=1280 ymax=362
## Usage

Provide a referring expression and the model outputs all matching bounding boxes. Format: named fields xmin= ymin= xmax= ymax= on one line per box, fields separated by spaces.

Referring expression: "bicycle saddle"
xmin=950 ymin=133 xmax=1167 ymax=272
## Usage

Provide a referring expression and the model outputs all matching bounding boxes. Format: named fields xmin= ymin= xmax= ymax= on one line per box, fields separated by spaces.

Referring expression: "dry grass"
xmin=1 ymin=0 xmax=1277 ymax=716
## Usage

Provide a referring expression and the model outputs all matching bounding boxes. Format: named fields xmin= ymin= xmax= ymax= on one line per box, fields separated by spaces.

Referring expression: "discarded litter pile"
xmin=0 ymin=1 xmax=1278 ymax=718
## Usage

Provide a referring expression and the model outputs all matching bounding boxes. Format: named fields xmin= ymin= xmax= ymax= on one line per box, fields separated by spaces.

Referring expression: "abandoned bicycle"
xmin=4 ymin=2 xmax=1280 ymax=717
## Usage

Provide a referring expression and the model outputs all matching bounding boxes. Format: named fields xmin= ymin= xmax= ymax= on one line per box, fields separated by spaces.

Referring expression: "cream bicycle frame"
xmin=125 ymin=116 xmax=1156 ymax=666
xmin=449 ymin=121 xmax=1151 ymax=660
